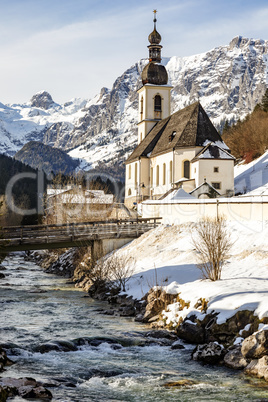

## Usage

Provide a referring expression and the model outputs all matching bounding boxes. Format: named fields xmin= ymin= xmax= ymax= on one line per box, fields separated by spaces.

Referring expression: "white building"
xmin=124 ymin=12 xmax=235 ymax=208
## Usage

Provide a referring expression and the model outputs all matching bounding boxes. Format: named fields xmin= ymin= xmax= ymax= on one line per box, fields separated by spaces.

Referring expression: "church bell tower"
xmin=137 ymin=10 xmax=172 ymax=144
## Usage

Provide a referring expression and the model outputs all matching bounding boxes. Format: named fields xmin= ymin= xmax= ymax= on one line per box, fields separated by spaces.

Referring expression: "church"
xmin=124 ymin=12 xmax=235 ymax=208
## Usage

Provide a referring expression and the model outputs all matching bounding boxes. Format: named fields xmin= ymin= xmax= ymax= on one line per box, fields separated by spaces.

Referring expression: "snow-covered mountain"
xmin=0 ymin=36 xmax=268 ymax=176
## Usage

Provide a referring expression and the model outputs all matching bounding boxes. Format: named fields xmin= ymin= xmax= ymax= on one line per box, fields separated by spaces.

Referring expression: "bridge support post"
xmin=90 ymin=238 xmax=133 ymax=266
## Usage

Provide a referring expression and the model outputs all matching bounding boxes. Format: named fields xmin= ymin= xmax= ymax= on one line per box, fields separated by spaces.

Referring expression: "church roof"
xmin=126 ymin=102 xmax=226 ymax=163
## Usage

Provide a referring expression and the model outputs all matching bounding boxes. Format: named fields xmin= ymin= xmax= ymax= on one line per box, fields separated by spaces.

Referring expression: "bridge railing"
xmin=1 ymin=218 xmax=162 ymax=244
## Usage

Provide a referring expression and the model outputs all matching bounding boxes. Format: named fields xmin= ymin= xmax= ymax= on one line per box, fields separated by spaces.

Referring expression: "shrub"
xmin=191 ymin=216 xmax=232 ymax=281
xmin=105 ymin=252 xmax=135 ymax=292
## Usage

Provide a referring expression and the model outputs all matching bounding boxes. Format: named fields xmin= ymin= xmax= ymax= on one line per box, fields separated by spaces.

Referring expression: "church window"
xmin=214 ymin=166 xmax=219 ymax=173
xmin=128 ymin=165 xmax=131 ymax=179
xmin=135 ymin=163 xmax=138 ymax=185
xmin=154 ymin=95 xmax=162 ymax=119
xmin=163 ymin=163 xmax=166 ymax=185
xmin=140 ymin=97 xmax=144 ymax=120
xmin=156 ymin=165 xmax=159 ymax=186
xmin=170 ymin=160 xmax=173 ymax=183
xmin=183 ymin=160 xmax=190 ymax=179
xmin=128 ymin=188 xmax=132 ymax=196
xmin=212 ymin=182 xmax=221 ymax=190
xmin=150 ymin=167 xmax=153 ymax=186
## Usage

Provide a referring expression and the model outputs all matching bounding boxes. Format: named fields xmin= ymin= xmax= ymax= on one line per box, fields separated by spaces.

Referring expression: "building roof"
xmin=126 ymin=102 xmax=226 ymax=163
xmin=160 ymin=187 xmax=195 ymax=201
xmin=189 ymin=181 xmax=221 ymax=198
xmin=191 ymin=142 xmax=235 ymax=161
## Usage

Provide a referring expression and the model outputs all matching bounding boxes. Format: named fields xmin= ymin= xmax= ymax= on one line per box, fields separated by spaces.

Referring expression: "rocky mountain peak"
xmin=1 ymin=37 xmax=268 ymax=178
xmin=30 ymin=91 xmax=56 ymax=110
xmin=229 ymin=36 xmax=267 ymax=52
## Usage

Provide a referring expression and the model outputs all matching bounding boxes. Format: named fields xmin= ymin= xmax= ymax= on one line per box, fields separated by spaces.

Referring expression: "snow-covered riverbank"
xmin=115 ymin=221 xmax=268 ymax=325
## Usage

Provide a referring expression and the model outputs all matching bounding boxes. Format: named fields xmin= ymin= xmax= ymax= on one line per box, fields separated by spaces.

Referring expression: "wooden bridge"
xmin=0 ymin=218 xmax=161 ymax=255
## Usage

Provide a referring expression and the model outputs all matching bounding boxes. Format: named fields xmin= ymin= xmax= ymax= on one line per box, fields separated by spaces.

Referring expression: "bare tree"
xmin=84 ymin=249 xmax=111 ymax=284
xmin=105 ymin=252 xmax=135 ymax=292
xmin=191 ymin=216 xmax=232 ymax=281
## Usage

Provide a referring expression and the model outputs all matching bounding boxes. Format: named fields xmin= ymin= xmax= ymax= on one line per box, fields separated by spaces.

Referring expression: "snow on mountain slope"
xmin=0 ymin=36 xmax=268 ymax=175
xmin=68 ymin=36 xmax=268 ymax=171
xmin=234 ymin=150 xmax=268 ymax=195
xmin=0 ymin=92 xmax=90 ymax=156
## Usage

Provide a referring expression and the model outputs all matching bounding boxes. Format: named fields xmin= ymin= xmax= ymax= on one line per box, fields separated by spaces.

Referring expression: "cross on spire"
xmin=153 ymin=9 xmax=157 ymax=29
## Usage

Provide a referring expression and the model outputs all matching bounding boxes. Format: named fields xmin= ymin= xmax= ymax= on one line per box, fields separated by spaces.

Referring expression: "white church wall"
xmin=195 ymin=159 xmax=235 ymax=195
xmin=173 ymin=148 xmax=200 ymax=182
xmin=140 ymin=157 xmax=150 ymax=198
xmin=150 ymin=151 xmax=173 ymax=197
xmin=125 ymin=160 xmax=140 ymax=207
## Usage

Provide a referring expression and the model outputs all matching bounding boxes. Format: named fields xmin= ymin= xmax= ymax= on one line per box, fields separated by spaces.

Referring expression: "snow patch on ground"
xmin=113 ymin=220 xmax=268 ymax=326
xmin=234 ymin=150 xmax=268 ymax=195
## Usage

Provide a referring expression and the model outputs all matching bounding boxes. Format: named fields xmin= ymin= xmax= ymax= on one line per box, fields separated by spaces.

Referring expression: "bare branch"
xmin=191 ymin=216 xmax=232 ymax=281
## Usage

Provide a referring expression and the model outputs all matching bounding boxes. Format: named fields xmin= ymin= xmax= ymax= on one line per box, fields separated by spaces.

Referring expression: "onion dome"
xmin=141 ymin=11 xmax=168 ymax=86
xmin=148 ymin=28 xmax=161 ymax=45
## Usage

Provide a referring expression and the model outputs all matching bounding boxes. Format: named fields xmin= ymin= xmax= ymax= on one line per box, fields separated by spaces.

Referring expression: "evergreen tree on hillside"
xmin=260 ymin=88 xmax=268 ymax=112
xmin=254 ymin=88 xmax=268 ymax=113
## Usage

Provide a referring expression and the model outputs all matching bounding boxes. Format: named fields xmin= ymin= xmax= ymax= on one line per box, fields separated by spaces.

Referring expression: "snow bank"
xmin=114 ymin=220 xmax=268 ymax=326
xmin=234 ymin=150 xmax=268 ymax=195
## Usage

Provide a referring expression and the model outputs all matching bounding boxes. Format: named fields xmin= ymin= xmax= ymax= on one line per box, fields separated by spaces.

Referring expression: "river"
xmin=1 ymin=253 xmax=268 ymax=401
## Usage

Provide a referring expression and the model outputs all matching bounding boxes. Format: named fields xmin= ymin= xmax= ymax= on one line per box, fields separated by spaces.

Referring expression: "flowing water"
xmin=1 ymin=254 xmax=268 ymax=402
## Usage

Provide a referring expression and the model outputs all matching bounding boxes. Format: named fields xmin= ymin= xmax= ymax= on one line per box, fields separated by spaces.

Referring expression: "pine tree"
xmin=260 ymin=88 xmax=268 ymax=112
xmin=222 ymin=120 xmax=230 ymax=133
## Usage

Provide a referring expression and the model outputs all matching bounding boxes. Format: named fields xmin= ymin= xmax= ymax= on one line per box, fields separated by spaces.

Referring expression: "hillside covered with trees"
xmin=223 ymin=89 xmax=268 ymax=163
xmin=0 ymin=154 xmax=47 ymax=226
xmin=14 ymin=141 xmax=80 ymax=175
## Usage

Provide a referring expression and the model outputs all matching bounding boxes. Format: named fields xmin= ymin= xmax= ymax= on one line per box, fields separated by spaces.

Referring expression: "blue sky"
xmin=1 ymin=0 xmax=268 ymax=104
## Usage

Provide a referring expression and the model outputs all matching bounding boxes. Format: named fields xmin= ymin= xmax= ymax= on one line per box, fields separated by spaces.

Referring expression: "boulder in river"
xmin=224 ymin=346 xmax=249 ymax=369
xmin=163 ymin=379 xmax=197 ymax=387
xmin=0 ymin=377 xmax=52 ymax=400
xmin=192 ymin=342 xmax=226 ymax=364
xmin=244 ymin=355 xmax=268 ymax=381
xmin=0 ymin=346 xmax=13 ymax=372
xmin=176 ymin=320 xmax=205 ymax=344
xmin=241 ymin=330 xmax=268 ymax=359
xmin=33 ymin=340 xmax=78 ymax=353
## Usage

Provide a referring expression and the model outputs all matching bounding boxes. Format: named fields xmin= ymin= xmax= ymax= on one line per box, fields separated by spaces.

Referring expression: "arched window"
xmin=128 ymin=165 xmax=131 ymax=179
xmin=140 ymin=132 xmax=143 ymax=143
xmin=183 ymin=160 xmax=190 ymax=179
xmin=128 ymin=188 xmax=132 ymax=196
xmin=135 ymin=163 xmax=138 ymax=185
xmin=140 ymin=97 xmax=144 ymax=120
xmin=154 ymin=95 xmax=162 ymax=119
xmin=163 ymin=163 xmax=166 ymax=185
xmin=156 ymin=165 xmax=160 ymax=186
xmin=170 ymin=160 xmax=173 ymax=183
xmin=150 ymin=167 xmax=153 ymax=186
